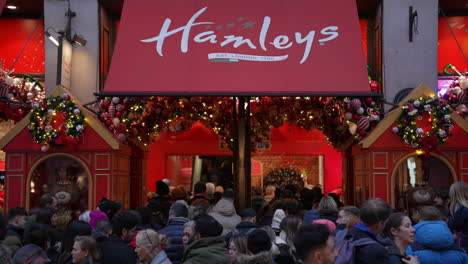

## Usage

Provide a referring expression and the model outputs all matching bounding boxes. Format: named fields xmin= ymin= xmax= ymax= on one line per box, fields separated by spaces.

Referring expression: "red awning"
xmin=0 ymin=161 xmax=4 ymax=171
xmin=103 ymin=0 xmax=369 ymax=96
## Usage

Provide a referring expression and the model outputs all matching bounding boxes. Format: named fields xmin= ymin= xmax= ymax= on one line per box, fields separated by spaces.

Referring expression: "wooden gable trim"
xmin=0 ymin=85 xmax=121 ymax=150
xmin=359 ymin=83 xmax=467 ymax=149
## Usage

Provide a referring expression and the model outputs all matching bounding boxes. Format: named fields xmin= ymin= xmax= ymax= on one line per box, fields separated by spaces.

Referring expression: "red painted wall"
xmin=360 ymin=19 xmax=368 ymax=63
xmin=0 ymin=19 xmax=45 ymax=73
xmin=146 ymin=123 xmax=342 ymax=194
xmin=438 ymin=17 xmax=468 ymax=72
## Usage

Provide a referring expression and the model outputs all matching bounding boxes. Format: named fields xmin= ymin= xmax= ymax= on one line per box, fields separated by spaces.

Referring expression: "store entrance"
xmin=166 ymin=154 xmax=324 ymax=194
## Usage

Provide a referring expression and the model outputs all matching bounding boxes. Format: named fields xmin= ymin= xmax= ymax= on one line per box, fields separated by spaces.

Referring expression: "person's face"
xmin=433 ymin=196 xmax=443 ymax=206
xmin=135 ymin=243 xmax=150 ymax=261
xmin=228 ymin=241 xmax=238 ymax=261
xmin=336 ymin=211 xmax=350 ymax=225
xmin=321 ymin=237 xmax=338 ymax=264
xmin=71 ymin=241 xmax=88 ymax=264
xmin=122 ymin=227 xmax=137 ymax=243
xmin=50 ymin=213 xmax=58 ymax=226
xmin=15 ymin=215 xmax=27 ymax=229
xmin=392 ymin=216 xmax=415 ymax=245
xmin=49 ymin=198 xmax=58 ymax=210
xmin=183 ymin=225 xmax=193 ymax=247
xmin=305 ymin=237 xmax=337 ymax=264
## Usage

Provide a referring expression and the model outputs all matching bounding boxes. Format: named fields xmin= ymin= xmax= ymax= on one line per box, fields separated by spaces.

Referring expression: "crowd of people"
xmin=0 ymin=179 xmax=467 ymax=264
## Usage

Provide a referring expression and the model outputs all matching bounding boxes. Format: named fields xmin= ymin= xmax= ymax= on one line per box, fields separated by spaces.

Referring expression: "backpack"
xmin=334 ymin=235 xmax=379 ymax=264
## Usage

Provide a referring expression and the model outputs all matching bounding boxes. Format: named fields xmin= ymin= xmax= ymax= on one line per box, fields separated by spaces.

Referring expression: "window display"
xmin=30 ymin=155 xmax=89 ymax=222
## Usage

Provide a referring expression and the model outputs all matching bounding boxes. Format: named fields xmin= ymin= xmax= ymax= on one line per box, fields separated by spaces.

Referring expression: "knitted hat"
xmin=303 ymin=209 xmax=320 ymax=223
xmin=271 ymin=209 xmax=286 ymax=230
xmin=240 ymin=208 xmax=257 ymax=218
xmin=247 ymin=228 xmax=272 ymax=254
xmin=90 ymin=210 xmax=109 ymax=230
xmin=312 ymin=219 xmax=336 ymax=233
xmin=156 ymin=180 xmax=170 ymax=196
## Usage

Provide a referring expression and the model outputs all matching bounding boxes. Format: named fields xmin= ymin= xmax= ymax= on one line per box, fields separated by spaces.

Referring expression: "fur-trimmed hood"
xmin=235 ymin=251 xmax=274 ymax=264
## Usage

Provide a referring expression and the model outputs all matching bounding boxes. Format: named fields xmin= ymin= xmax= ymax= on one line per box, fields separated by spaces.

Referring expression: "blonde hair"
xmin=449 ymin=182 xmax=468 ymax=214
xmin=136 ymin=229 xmax=169 ymax=249
xmin=318 ymin=195 xmax=337 ymax=210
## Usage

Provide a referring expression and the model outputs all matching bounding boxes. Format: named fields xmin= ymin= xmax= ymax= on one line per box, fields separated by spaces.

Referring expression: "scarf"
xmin=142 ymin=247 xmax=162 ymax=264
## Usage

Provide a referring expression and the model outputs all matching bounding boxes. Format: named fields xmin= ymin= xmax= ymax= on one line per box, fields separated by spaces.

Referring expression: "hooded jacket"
xmin=208 ymin=199 xmax=241 ymax=236
xmin=182 ymin=236 xmax=230 ymax=264
xmin=235 ymin=251 xmax=275 ymax=264
xmin=406 ymin=221 xmax=468 ymax=264
xmin=2 ymin=225 xmax=23 ymax=255
xmin=159 ymin=217 xmax=189 ymax=264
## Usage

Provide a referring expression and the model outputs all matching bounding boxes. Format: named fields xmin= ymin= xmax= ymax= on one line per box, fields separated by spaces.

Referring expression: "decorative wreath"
xmin=29 ymin=94 xmax=86 ymax=151
xmin=392 ymin=97 xmax=453 ymax=152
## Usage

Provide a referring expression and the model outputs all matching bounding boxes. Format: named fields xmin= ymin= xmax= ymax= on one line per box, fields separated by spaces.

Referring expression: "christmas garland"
xmin=96 ymin=95 xmax=382 ymax=150
xmin=0 ymin=71 xmax=45 ymax=123
xmin=29 ymin=94 xmax=86 ymax=151
xmin=393 ymin=97 xmax=453 ymax=152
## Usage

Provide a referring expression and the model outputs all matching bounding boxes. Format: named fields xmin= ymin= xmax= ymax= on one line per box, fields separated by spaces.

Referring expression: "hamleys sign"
xmin=104 ymin=0 xmax=369 ymax=95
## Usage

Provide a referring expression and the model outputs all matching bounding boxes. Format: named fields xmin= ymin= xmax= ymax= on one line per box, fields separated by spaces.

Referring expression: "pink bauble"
xmin=458 ymin=90 xmax=467 ymax=103
xmin=117 ymin=133 xmax=126 ymax=142
xmin=108 ymin=104 xmax=116 ymax=118
xmin=350 ymin=99 xmax=362 ymax=110
xmin=357 ymin=117 xmax=370 ymax=131
xmin=101 ymin=112 xmax=109 ymax=120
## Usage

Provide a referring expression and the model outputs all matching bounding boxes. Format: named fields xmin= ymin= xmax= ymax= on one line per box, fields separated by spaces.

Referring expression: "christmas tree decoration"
xmin=263 ymin=168 xmax=305 ymax=190
xmin=29 ymin=95 xmax=86 ymax=150
xmin=394 ymin=96 xmax=453 ymax=153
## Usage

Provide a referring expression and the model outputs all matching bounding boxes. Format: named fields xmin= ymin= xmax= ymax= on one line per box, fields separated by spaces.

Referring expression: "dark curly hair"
xmin=111 ymin=211 xmax=139 ymax=237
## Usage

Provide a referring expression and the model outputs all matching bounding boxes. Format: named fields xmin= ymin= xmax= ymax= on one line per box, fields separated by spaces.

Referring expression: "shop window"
xmin=166 ymin=154 xmax=323 ymax=193
xmin=29 ymin=155 xmax=90 ymax=225
xmin=393 ymin=155 xmax=454 ymax=213
xmin=166 ymin=155 xmax=233 ymax=192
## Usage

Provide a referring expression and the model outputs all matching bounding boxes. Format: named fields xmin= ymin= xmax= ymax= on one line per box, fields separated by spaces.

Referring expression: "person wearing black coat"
xmin=99 ymin=211 xmax=139 ymax=264
xmin=224 ymin=208 xmax=258 ymax=243
xmin=158 ymin=203 xmax=189 ymax=264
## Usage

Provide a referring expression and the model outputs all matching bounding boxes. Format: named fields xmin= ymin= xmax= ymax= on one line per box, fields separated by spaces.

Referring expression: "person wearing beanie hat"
xmin=89 ymin=210 xmax=109 ymax=230
xmin=235 ymin=228 xmax=274 ymax=264
xmin=181 ymin=214 xmax=230 ymax=264
xmin=303 ymin=209 xmax=320 ymax=223
xmin=98 ymin=198 xmax=122 ymax=220
xmin=312 ymin=219 xmax=336 ymax=233
xmin=147 ymin=180 xmax=173 ymax=225
xmin=156 ymin=180 xmax=170 ymax=196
